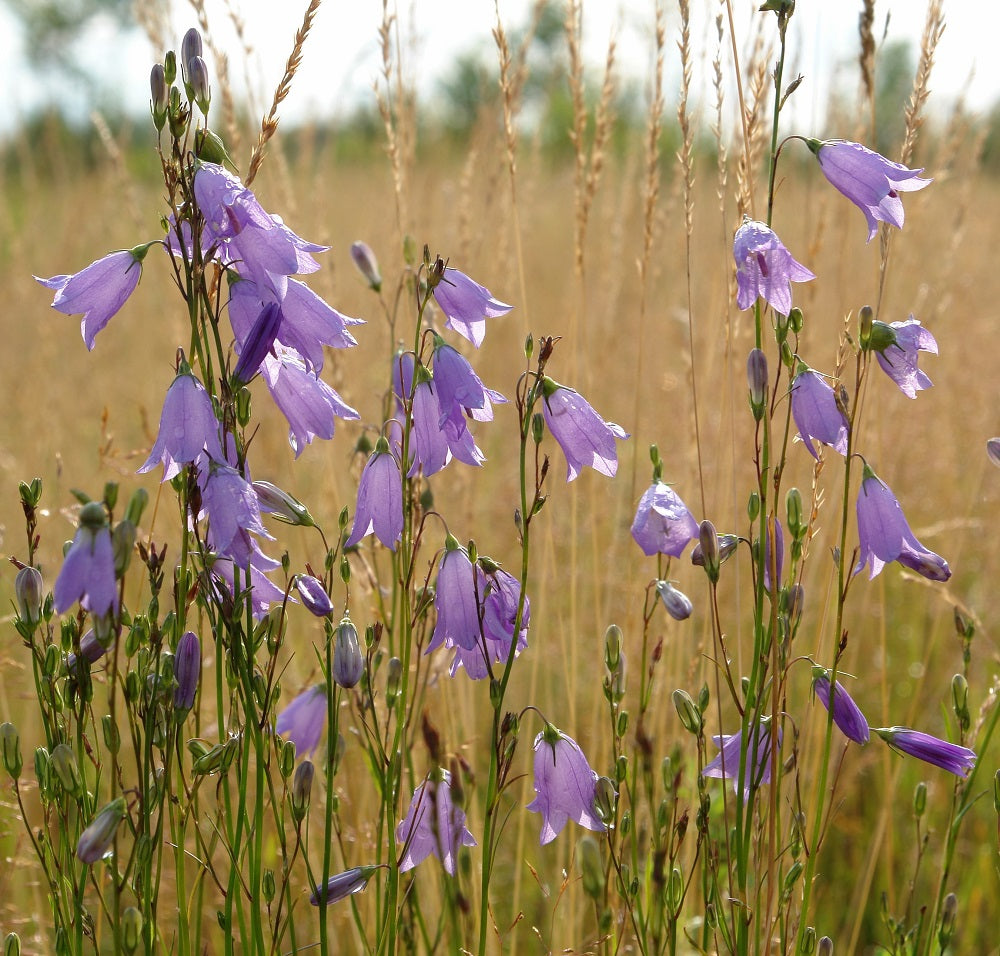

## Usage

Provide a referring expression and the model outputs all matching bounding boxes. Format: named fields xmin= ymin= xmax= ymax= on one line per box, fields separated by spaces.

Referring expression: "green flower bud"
xmin=578 ymin=835 xmax=604 ymax=899
xmin=122 ymin=907 xmax=142 ymax=954
xmin=594 ymin=775 xmax=617 ymax=823
xmin=76 ymin=797 xmax=127 ymax=864
xmin=938 ymin=892 xmax=957 ymax=947
xmin=672 ymin=689 xmax=702 ymax=735
xmin=15 ymin=566 xmax=44 ymax=626
xmin=291 ymin=759 xmax=314 ymax=822
xmin=1 ymin=723 xmax=22 ymax=779
xmin=951 ymin=674 xmax=969 ymax=729
xmin=50 ymin=743 xmax=82 ymax=795
xmin=604 ymin=624 xmax=622 ymax=671
xmin=697 ymin=520 xmax=720 ymax=583
xmin=113 ymin=519 xmax=137 ymax=576
xmin=252 ymin=480 xmax=315 ymax=527
xmin=3 ymin=934 xmax=20 ymax=956
xmin=263 ymin=869 xmax=276 ymax=904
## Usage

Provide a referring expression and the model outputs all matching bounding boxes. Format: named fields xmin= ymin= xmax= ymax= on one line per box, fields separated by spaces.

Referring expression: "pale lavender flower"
xmin=431 ymin=337 xmax=507 ymax=427
xmin=37 ymin=246 xmax=152 ymax=350
xmin=630 ymin=482 xmax=699 ymax=557
xmin=259 ymin=346 xmax=360 ymax=457
xmin=407 ymin=375 xmax=485 ymax=477
xmin=527 ymin=726 xmax=606 ymax=845
xmin=294 ymin=575 xmax=334 ymax=617
xmin=432 ymin=268 xmax=512 ymax=348
xmin=855 ymin=465 xmax=950 ymax=581
xmin=344 ymin=438 xmax=403 ymax=551
xmin=310 ymin=866 xmax=379 ymax=906
xmin=812 ymin=667 xmax=869 ymax=744
xmin=450 ymin=566 xmax=529 ymax=679
xmin=276 ymin=685 xmax=327 ymax=758
xmin=138 ymin=368 xmax=224 ymax=479
xmin=200 ymin=463 xmax=274 ymax=567
xmin=173 ymin=631 xmax=201 ymax=711
xmin=703 ymin=719 xmax=779 ymax=798
xmin=808 ymin=139 xmax=931 ymax=242
xmin=211 ymin=545 xmax=285 ymax=620
xmin=733 ymin=219 xmax=814 ymax=314
xmin=790 ymin=366 xmax=849 ymax=460
xmin=54 ymin=502 xmax=118 ymax=618
xmin=396 ymin=770 xmax=477 ymax=875
xmin=875 ymin=727 xmax=975 ymax=777
xmin=540 ymin=377 xmax=628 ymax=481
xmin=871 ymin=317 xmax=938 ymax=399
xmin=427 ymin=540 xmax=481 ymax=653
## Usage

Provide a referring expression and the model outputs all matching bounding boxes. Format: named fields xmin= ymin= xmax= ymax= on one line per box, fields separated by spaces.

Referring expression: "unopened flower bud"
xmin=531 ymin=411 xmax=545 ymax=445
xmin=672 ymin=689 xmax=702 ymax=735
xmin=951 ymin=674 xmax=969 ymax=728
xmin=15 ymin=566 xmax=44 ymax=625
xmin=747 ymin=347 xmax=768 ymax=419
xmin=987 ymin=437 xmax=1000 ymax=468
xmin=697 ymin=520 xmax=720 ymax=582
xmin=786 ymin=488 xmax=804 ymax=539
xmin=309 ymin=865 xmax=379 ymax=906
xmin=1 ymin=723 xmax=22 ymax=779
xmin=656 ymin=581 xmax=693 ymax=621
xmin=578 ymin=835 xmax=604 ymax=899
xmin=816 ymin=935 xmax=832 ymax=956
xmin=253 ymin=480 xmax=315 ymax=526
xmin=181 ymin=28 xmax=202 ymax=82
xmin=350 ymin=241 xmax=382 ymax=292
xmin=188 ymin=55 xmax=210 ymax=113
xmin=77 ymin=796 xmax=127 ymax=863
xmin=594 ymin=775 xmax=617 ymax=822
xmin=333 ymin=618 xmax=364 ymax=688
xmin=122 ymin=907 xmax=142 ymax=954
xmin=80 ymin=500 xmax=108 ymax=531
xmin=295 ymin=575 xmax=334 ymax=617
xmin=113 ymin=519 xmax=137 ymax=576
xmin=150 ymin=64 xmax=168 ymax=130
xmin=173 ymin=631 xmax=201 ymax=712
xmin=604 ymin=624 xmax=622 ymax=671
xmin=291 ymin=759 xmax=314 ymax=821
xmin=3 ymin=933 xmax=20 ymax=956
xmin=913 ymin=780 xmax=927 ymax=817
xmin=386 ymin=657 xmax=403 ymax=703
xmin=50 ymin=743 xmax=82 ymax=795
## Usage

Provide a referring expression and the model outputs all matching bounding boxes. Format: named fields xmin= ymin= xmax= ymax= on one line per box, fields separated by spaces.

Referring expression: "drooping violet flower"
xmin=868 ymin=317 xmax=938 ymax=399
xmin=276 ymin=685 xmax=327 ymax=758
xmin=344 ymin=437 xmax=404 ymax=551
xmin=807 ymin=139 xmax=931 ymax=242
xmin=812 ymin=667 xmax=869 ymax=744
xmin=630 ymin=481 xmax=699 ymax=557
xmin=54 ymin=502 xmax=118 ymax=618
xmin=431 ymin=336 xmax=507 ymax=428
xmin=200 ymin=462 xmax=274 ymax=567
xmin=37 ymin=244 xmax=155 ymax=350
xmin=540 ymin=377 xmax=628 ymax=481
xmin=310 ymin=866 xmax=380 ymax=906
xmin=854 ymin=464 xmax=950 ymax=581
xmin=702 ymin=718 xmax=780 ymax=798
xmin=211 ymin=545 xmax=286 ymax=620
xmin=432 ymin=268 xmax=512 ymax=348
xmin=259 ymin=346 xmax=360 ymax=457
xmin=733 ymin=219 xmax=814 ymax=314
xmin=450 ymin=565 xmax=529 ymax=679
xmin=396 ymin=769 xmax=477 ymax=875
xmin=408 ymin=374 xmax=450 ymax=476
xmin=427 ymin=537 xmax=481 ymax=654
xmin=138 ymin=366 xmax=224 ymax=480
xmin=527 ymin=725 xmax=606 ymax=845
xmin=173 ymin=631 xmax=201 ymax=712
xmin=294 ymin=575 xmax=334 ymax=617
xmin=790 ymin=364 xmax=849 ymax=460
xmin=875 ymin=727 xmax=976 ymax=777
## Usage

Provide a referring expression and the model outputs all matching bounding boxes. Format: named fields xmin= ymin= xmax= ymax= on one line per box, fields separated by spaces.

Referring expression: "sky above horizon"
xmin=0 ymin=1 xmax=995 ymax=141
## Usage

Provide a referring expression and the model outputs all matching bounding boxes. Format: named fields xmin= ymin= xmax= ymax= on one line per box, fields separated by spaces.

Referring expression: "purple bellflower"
xmin=310 ymin=866 xmax=380 ymax=906
xmin=790 ymin=365 xmax=849 ymax=460
xmin=345 ymin=437 xmax=404 ymax=551
xmin=173 ymin=631 xmax=201 ymax=712
xmin=211 ymin=546 xmax=286 ymax=620
xmin=396 ymin=769 xmax=477 ymax=875
xmin=812 ymin=667 xmax=869 ymax=744
xmin=138 ymin=366 xmax=224 ymax=480
xmin=431 ymin=337 xmax=507 ymax=428
xmin=37 ymin=244 xmax=155 ymax=350
xmin=432 ymin=268 xmax=512 ymax=348
xmin=855 ymin=464 xmax=950 ymax=581
xmin=733 ymin=219 xmax=814 ymax=314
xmin=630 ymin=481 xmax=699 ymax=557
xmin=450 ymin=566 xmax=529 ymax=679
xmin=875 ymin=727 xmax=976 ymax=777
xmin=54 ymin=502 xmax=118 ymax=618
xmin=702 ymin=718 xmax=780 ymax=798
xmin=200 ymin=462 xmax=274 ymax=567
xmin=807 ymin=139 xmax=931 ymax=242
xmin=427 ymin=538 xmax=481 ymax=653
xmin=540 ymin=377 xmax=628 ymax=481
xmin=276 ymin=685 xmax=327 ymax=758
xmin=869 ymin=317 xmax=938 ymax=399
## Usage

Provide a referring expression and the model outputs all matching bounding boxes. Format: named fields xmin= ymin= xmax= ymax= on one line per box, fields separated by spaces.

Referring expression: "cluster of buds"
xmin=151 ymin=28 xmax=212 ymax=137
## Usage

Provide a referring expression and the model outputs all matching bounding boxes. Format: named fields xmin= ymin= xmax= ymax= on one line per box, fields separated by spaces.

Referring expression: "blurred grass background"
xmin=0 ymin=0 xmax=998 ymax=951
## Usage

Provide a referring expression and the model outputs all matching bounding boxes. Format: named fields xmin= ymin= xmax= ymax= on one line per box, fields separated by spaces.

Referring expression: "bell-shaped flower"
xmin=432 ymin=267 xmax=512 ymax=348
xmin=540 ymin=377 xmax=628 ymax=481
xmin=807 ymin=139 xmax=931 ymax=242
xmin=854 ymin=464 xmax=950 ymax=581
xmin=37 ymin=244 xmax=155 ymax=350
xmin=396 ymin=769 xmax=477 ymax=875
xmin=211 ymin=543 xmax=285 ymax=620
xmin=874 ymin=727 xmax=975 ymax=777
xmin=702 ymin=718 xmax=779 ymax=798
xmin=427 ymin=538 xmax=481 ymax=653
xmin=869 ymin=317 xmax=938 ymax=399
xmin=812 ymin=667 xmax=869 ymax=744
xmin=790 ymin=364 xmax=849 ymax=460
xmin=138 ymin=367 xmax=224 ymax=480
xmin=344 ymin=437 xmax=403 ymax=551
xmin=630 ymin=481 xmax=699 ymax=557
xmin=200 ymin=462 xmax=274 ymax=567
xmin=733 ymin=219 xmax=814 ymax=314
xmin=276 ymin=685 xmax=327 ymax=758
xmin=260 ymin=346 xmax=360 ymax=457
xmin=527 ymin=725 xmax=606 ymax=845
xmin=450 ymin=565 xmax=529 ymax=679
xmin=310 ymin=866 xmax=380 ymax=906
xmin=54 ymin=502 xmax=118 ymax=618
xmin=431 ymin=336 xmax=507 ymax=428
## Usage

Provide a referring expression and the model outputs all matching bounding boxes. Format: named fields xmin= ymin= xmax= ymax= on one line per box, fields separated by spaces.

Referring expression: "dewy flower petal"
xmin=875 ymin=727 xmax=975 ymax=777
xmin=541 ymin=378 xmax=628 ymax=481
xmin=854 ymin=465 xmax=950 ymax=581
xmin=344 ymin=438 xmax=404 ymax=551
xmin=396 ymin=770 xmax=477 ymax=875
xmin=733 ymin=219 xmax=814 ymax=314
xmin=873 ymin=317 xmax=938 ymax=399
xmin=790 ymin=366 xmax=849 ymax=460
xmin=812 ymin=667 xmax=869 ymax=744
xmin=37 ymin=246 xmax=151 ymax=350
xmin=276 ymin=685 xmax=327 ymax=758
xmin=526 ymin=726 xmax=606 ymax=845
xmin=432 ymin=268 xmax=512 ymax=348
xmin=809 ymin=139 xmax=931 ymax=242
xmin=630 ymin=481 xmax=699 ymax=557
